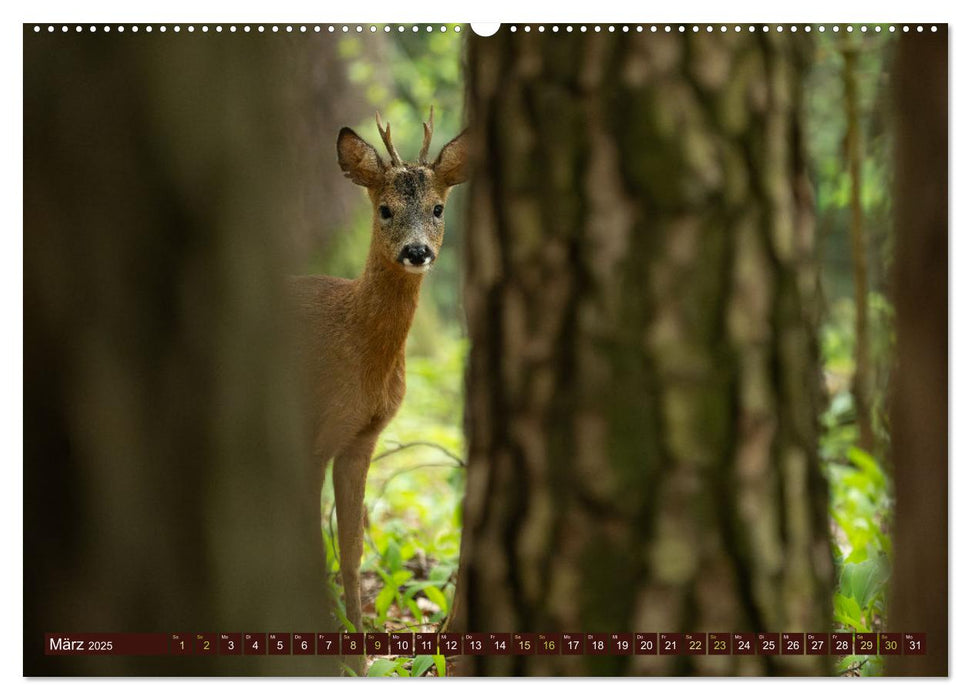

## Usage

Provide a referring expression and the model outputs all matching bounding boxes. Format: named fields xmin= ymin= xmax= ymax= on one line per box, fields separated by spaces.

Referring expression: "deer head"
xmin=336 ymin=108 xmax=467 ymax=274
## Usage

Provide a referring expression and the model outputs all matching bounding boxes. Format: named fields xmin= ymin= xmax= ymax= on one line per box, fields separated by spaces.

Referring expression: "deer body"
xmin=289 ymin=111 xmax=466 ymax=655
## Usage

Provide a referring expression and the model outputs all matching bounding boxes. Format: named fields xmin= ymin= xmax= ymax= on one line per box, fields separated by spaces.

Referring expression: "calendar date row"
xmin=46 ymin=632 xmax=926 ymax=656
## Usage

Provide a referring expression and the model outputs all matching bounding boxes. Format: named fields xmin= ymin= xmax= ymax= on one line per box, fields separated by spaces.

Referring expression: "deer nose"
xmin=398 ymin=244 xmax=435 ymax=267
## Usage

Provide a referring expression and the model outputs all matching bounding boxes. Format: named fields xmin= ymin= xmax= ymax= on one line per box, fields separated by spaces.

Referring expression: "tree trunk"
xmin=458 ymin=28 xmax=831 ymax=676
xmin=24 ymin=29 xmax=335 ymax=675
xmin=888 ymin=28 xmax=948 ymax=677
xmin=841 ymin=44 xmax=875 ymax=454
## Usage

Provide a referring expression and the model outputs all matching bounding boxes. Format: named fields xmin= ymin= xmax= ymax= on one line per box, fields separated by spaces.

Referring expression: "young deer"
xmin=289 ymin=109 xmax=466 ymax=649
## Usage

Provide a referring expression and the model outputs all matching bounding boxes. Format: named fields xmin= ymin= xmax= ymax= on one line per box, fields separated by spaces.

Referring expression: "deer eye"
xmin=433 ymin=204 xmax=444 ymax=218
xmin=379 ymin=205 xmax=393 ymax=220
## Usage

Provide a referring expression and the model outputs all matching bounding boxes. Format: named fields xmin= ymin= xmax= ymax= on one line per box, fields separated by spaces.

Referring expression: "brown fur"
xmin=289 ymin=114 xmax=466 ymax=666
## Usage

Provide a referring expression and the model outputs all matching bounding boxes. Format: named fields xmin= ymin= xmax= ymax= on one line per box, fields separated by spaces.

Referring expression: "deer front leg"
xmin=333 ymin=435 xmax=377 ymax=655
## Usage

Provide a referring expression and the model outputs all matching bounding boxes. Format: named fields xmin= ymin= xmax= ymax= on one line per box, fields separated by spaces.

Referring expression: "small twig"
xmin=841 ymin=658 xmax=869 ymax=675
xmin=368 ymin=462 xmax=464 ymax=522
xmin=372 ymin=440 xmax=466 ymax=468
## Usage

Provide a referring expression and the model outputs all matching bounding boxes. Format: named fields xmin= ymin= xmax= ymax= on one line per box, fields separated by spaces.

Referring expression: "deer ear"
xmin=433 ymin=130 xmax=468 ymax=187
xmin=337 ymin=127 xmax=386 ymax=188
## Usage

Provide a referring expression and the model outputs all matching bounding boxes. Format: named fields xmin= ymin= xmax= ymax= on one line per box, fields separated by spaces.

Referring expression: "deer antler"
xmin=375 ymin=112 xmax=403 ymax=167
xmin=419 ymin=106 xmax=435 ymax=165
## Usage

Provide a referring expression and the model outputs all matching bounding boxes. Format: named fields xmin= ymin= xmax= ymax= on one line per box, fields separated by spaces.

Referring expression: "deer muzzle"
xmin=398 ymin=243 xmax=436 ymax=273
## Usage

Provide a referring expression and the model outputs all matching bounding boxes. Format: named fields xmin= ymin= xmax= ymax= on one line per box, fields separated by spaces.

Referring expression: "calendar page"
xmin=23 ymin=18 xmax=947 ymax=679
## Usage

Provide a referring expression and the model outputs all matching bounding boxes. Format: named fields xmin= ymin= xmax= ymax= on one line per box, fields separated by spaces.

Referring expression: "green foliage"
xmin=820 ymin=300 xmax=894 ymax=675
xmin=808 ymin=32 xmax=898 ymax=676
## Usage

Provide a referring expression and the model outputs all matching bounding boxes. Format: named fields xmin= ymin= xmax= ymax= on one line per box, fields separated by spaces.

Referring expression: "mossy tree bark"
xmin=458 ymin=28 xmax=832 ymax=676
xmin=24 ymin=30 xmax=335 ymax=675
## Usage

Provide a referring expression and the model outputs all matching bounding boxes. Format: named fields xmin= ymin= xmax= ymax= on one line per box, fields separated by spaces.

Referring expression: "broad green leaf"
xmin=366 ymin=658 xmax=398 ymax=677
xmin=424 ymin=584 xmax=449 ymax=614
xmin=411 ymin=655 xmax=435 ymax=677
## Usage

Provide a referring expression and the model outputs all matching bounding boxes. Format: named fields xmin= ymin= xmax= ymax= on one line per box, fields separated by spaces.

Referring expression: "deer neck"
xmin=351 ymin=244 xmax=423 ymax=379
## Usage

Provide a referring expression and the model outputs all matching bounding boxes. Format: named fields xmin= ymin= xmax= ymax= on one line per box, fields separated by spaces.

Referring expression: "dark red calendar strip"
xmin=45 ymin=632 xmax=926 ymax=656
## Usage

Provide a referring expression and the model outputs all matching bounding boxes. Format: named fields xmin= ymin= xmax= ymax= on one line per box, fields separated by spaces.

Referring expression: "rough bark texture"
xmin=888 ymin=28 xmax=948 ymax=677
xmin=458 ymin=28 xmax=831 ymax=676
xmin=24 ymin=29 xmax=336 ymax=675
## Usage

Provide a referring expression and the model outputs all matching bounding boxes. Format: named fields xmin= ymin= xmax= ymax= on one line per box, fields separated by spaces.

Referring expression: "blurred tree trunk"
xmin=458 ymin=28 xmax=831 ymax=676
xmin=841 ymin=44 xmax=875 ymax=454
xmin=888 ymin=28 xmax=948 ymax=678
xmin=24 ymin=30 xmax=335 ymax=675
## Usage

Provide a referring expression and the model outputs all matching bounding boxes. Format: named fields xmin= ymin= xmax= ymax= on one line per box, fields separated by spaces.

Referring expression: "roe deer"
xmin=289 ymin=109 xmax=467 ymax=655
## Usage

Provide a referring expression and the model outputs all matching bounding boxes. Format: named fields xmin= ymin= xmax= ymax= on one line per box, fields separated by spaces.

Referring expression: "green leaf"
xmin=840 ymin=559 xmax=889 ymax=610
xmin=366 ymin=658 xmax=398 ymax=677
xmin=834 ymin=594 xmax=865 ymax=632
xmin=433 ymin=654 xmax=447 ymax=677
xmin=392 ymin=569 xmax=414 ymax=586
xmin=424 ymin=584 xmax=449 ymax=614
xmin=847 ymin=446 xmax=886 ymax=490
xmin=411 ymin=655 xmax=436 ymax=677
xmin=406 ymin=598 xmax=424 ymax=623
xmin=374 ymin=583 xmax=396 ymax=620
xmin=385 ymin=540 xmax=402 ymax=573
